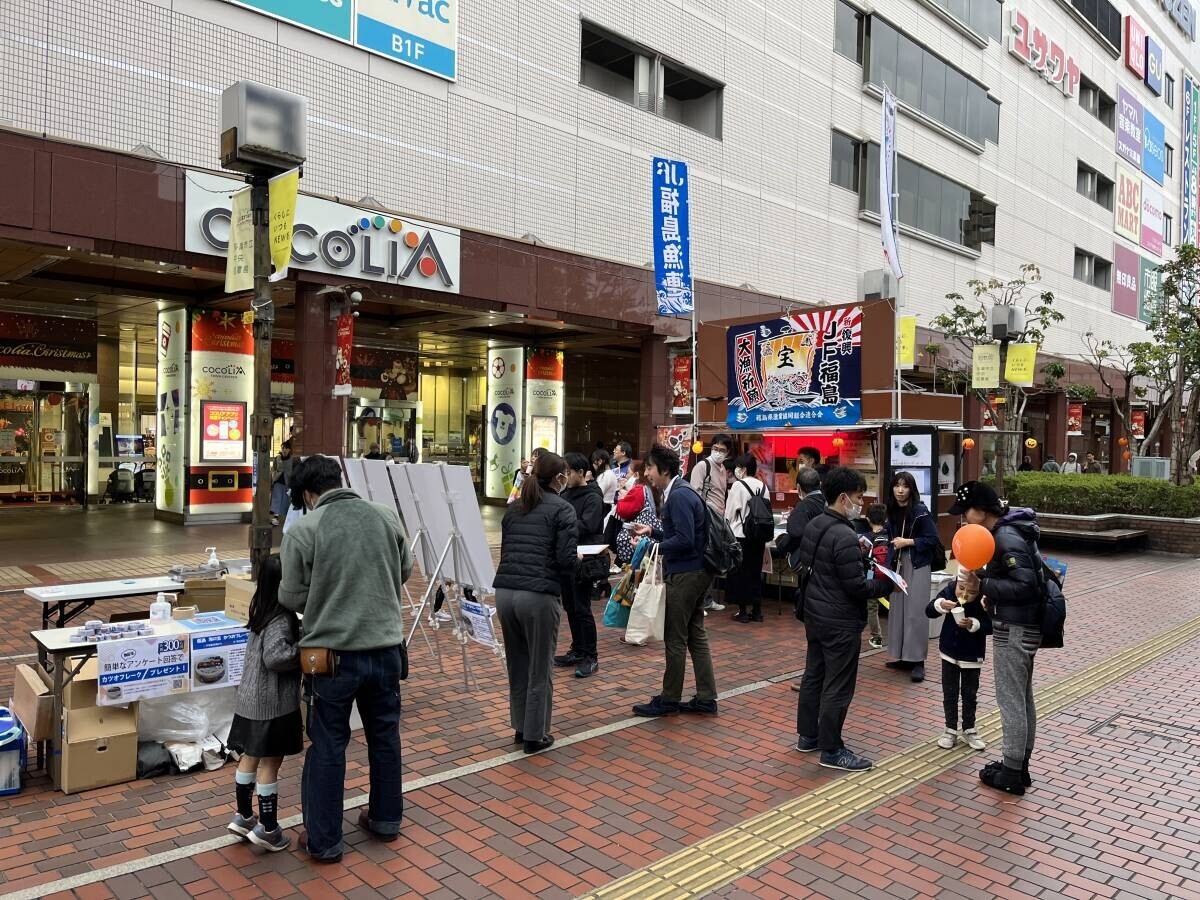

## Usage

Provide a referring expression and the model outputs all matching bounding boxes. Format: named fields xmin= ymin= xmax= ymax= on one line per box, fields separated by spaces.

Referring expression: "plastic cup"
xmin=951 ymin=606 xmax=966 ymax=624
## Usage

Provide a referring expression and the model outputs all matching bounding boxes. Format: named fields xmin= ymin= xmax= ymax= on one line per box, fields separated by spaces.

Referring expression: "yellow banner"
xmin=268 ymin=168 xmax=300 ymax=283
xmin=1004 ymin=342 xmax=1038 ymax=387
xmin=972 ymin=344 xmax=1000 ymax=389
xmin=224 ymin=186 xmax=253 ymax=294
xmin=897 ymin=315 xmax=917 ymax=369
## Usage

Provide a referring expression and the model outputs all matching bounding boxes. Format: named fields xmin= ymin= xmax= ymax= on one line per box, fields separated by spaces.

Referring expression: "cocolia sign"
xmin=185 ymin=171 xmax=460 ymax=293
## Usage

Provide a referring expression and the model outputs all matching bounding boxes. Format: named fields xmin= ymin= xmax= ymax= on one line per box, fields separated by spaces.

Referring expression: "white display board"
xmin=388 ymin=464 xmax=438 ymax=577
xmin=406 ymin=463 xmax=496 ymax=592
xmin=341 ymin=456 xmax=368 ymax=496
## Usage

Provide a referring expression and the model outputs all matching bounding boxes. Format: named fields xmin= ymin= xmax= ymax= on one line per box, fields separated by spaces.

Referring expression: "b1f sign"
xmin=356 ymin=0 xmax=457 ymax=81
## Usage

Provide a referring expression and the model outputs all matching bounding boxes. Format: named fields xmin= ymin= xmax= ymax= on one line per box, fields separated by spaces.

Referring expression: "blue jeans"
xmin=302 ymin=646 xmax=404 ymax=858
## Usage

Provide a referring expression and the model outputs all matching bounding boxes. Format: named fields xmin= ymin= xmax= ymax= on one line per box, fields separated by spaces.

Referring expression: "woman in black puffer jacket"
xmin=495 ymin=452 xmax=578 ymax=755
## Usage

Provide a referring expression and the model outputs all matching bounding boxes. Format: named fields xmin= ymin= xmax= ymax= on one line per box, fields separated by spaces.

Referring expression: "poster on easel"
xmin=458 ymin=599 xmax=499 ymax=649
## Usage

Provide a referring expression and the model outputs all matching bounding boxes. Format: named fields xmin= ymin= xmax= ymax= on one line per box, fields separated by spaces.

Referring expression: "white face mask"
xmin=710 ymin=449 xmax=728 ymax=464
xmin=843 ymin=495 xmax=862 ymax=519
xmin=735 ymin=468 xmax=747 ymax=479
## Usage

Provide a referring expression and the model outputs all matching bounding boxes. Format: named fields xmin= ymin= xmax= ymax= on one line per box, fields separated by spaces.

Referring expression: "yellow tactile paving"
xmin=579 ymin=613 xmax=1200 ymax=900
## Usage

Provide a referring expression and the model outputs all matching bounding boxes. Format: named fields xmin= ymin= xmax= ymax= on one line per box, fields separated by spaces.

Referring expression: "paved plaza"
xmin=0 ymin=526 xmax=1198 ymax=899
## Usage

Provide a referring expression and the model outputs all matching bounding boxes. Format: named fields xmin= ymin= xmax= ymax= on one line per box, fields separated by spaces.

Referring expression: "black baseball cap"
xmin=948 ymin=480 xmax=1004 ymax=516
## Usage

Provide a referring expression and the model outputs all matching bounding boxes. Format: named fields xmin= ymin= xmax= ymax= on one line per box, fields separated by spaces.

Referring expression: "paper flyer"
xmin=190 ymin=628 xmax=248 ymax=691
xmin=96 ymin=634 xmax=190 ymax=705
xmin=458 ymin=599 xmax=499 ymax=649
xmin=874 ymin=563 xmax=908 ymax=594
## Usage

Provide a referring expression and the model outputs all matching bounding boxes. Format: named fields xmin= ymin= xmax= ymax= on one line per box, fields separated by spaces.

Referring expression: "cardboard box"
xmin=59 ymin=705 xmax=138 ymax=794
xmin=224 ymin=575 xmax=255 ymax=624
xmin=184 ymin=578 xmax=226 ymax=613
xmin=11 ymin=664 xmax=53 ymax=741
xmin=61 ymin=657 xmax=100 ymax=710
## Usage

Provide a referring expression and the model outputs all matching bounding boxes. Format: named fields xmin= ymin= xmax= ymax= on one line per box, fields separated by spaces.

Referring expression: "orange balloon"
xmin=952 ymin=524 xmax=996 ymax=570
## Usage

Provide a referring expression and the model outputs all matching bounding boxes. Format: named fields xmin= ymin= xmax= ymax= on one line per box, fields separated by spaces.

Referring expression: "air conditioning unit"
xmin=1131 ymin=456 xmax=1171 ymax=481
xmin=990 ymin=305 xmax=1026 ymax=342
xmin=861 ymin=269 xmax=898 ymax=301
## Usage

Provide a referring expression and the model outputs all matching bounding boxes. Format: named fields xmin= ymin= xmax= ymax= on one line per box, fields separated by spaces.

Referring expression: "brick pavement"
xmin=0 ymin=549 xmax=1196 ymax=899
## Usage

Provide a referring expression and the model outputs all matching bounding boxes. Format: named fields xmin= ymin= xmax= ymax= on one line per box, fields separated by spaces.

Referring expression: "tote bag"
xmin=624 ymin=545 xmax=665 ymax=646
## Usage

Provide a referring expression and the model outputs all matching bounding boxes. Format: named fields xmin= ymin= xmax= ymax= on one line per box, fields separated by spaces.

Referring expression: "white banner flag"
xmin=880 ymin=87 xmax=904 ymax=280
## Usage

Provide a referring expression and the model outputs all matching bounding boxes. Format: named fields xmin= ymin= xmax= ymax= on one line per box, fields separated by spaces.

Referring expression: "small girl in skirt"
xmin=227 ymin=554 xmax=302 ymax=852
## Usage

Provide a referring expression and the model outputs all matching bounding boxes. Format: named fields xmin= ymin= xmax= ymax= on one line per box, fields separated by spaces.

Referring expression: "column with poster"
xmin=671 ymin=353 xmax=693 ymax=415
xmin=524 ymin=349 xmax=564 ymax=457
xmin=156 ymin=311 xmax=187 ymax=515
xmin=484 ymin=346 xmax=524 ymax=501
xmin=332 ymin=313 xmax=354 ymax=397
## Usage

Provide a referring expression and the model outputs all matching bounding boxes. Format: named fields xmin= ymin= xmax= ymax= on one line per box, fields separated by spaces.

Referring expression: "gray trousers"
xmin=993 ymin=621 xmax=1040 ymax=769
xmin=496 ymin=588 xmax=560 ymax=740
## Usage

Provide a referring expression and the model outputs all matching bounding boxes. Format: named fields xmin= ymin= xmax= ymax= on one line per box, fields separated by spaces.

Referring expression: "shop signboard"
xmin=1117 ymin=88 xmax=1144 ymax=168
xmin=187 ymin=172 xmax=460 ymax=295
xmin=1143 ymin=110 xmax=1166 ymax=185
xmin=1141 ymin=185 xmax=1165 ymax=256
xmin=1008 ymin=8 xmax=1081 ymax=97
xmin=1067 ymin=403 xmax=1084 ymax=436
xmin=524 ymin=349 xmax=564 ymax=458
xmin=1112 ymin=243 xmax=1141 ymax=317
xmin=189 ymin=626 xmax=249 ymax=692
xmin=199 ymin=401 xmax=247 ymax=463
xmin=1139 ymin=257 xmax=1163 ymax=324
xmin=0 ymin=313 xmax=97 ymax=380
xmin=155 ymin=311 xmax=187 ymax=514
xmin=652 ymin=157 xmax=694 ymax=316
xmin=1115 ymin=165 xmax=1143 ymax=243
xmin=1125 ymin=17 xmax=1147 ymax=78
xmin=1145 ymin=36 xmax=1164 ymax=95
xmin=671 ymin=354 xmax=693 ymax=415
xmin=96 ymin=633 xmax=190 ymax=706
xmin=484 ymin=346 xmax=524 ymax=501
xmin=725 ymin=307 xmax=863 ymax=430
xmin=1132 ymin=409 xmax=1147 ymax=439
xmin=220 ymin=0 xmax=456 ymax=81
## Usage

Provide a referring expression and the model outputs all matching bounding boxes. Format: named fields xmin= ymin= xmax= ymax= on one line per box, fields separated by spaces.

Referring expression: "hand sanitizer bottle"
xmin=206 ymin=547 xmax=220 ymax=569
xmin=149 ymin=592 xmax=172 ymax=621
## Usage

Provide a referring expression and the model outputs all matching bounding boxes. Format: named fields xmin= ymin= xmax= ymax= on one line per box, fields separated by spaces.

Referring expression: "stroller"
xmin=134 ymin=465 xmax=156 ymax=503
xmin=104 ymin=468 xmax=137 ymax=503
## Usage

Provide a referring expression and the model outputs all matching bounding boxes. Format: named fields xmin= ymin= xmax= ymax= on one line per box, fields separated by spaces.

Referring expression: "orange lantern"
xmin=1024 ymin=437 xmax=1037 ymax=449
xmin=692 ymin=440 xmax=704 ymax=455
xmin=1123 ymin=450 xmax=1132 ymax=461
xmin=1118 ymin=436 xmax=1129 ymax=447
xmin=962 ymin=437 xmax=976 ymax=451
xmin=831 ymin=435 xmax=845 ymax=450
xmin=952 ymin=524 xmax=996 ymax=570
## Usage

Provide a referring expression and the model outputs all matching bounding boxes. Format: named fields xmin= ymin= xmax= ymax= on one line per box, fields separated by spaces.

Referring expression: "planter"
xmin=1037 ymin=513 xmax=1200 ymax=556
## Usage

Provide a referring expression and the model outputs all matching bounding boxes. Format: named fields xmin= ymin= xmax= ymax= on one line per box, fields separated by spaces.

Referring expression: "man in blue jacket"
xmin=631 ymin=444 xmax=718 ymax=717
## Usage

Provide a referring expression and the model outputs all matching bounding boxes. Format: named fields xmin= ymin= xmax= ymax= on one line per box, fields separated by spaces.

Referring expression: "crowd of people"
xmin=237 ymin=434 xmax=1049 ymax=862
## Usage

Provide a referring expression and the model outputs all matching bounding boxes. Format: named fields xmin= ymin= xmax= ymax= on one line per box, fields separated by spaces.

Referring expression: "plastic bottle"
xmin=149 ymin=592 xmax=172 ymax=621
xmin=206 ymin=547 xmax=220 ymax=569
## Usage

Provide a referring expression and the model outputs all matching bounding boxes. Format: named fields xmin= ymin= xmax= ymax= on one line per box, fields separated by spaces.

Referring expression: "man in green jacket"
xmin=280 ymin=454 xmax=412 ymax=863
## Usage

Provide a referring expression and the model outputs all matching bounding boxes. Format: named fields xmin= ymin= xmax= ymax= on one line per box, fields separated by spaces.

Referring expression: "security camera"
xmin=352 ymin=310 xmax=360 ymax=318
xmin=349 ymin=290 xmax=363 ymax=304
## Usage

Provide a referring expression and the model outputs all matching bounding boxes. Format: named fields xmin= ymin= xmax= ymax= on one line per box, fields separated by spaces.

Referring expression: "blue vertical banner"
xmin=652 ymin=157 xmax=694 ymax=316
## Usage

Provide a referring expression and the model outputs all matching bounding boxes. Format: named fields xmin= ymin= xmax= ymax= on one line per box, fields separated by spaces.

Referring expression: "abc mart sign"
xmin=185 ymin=171 xmax=459 ymax=293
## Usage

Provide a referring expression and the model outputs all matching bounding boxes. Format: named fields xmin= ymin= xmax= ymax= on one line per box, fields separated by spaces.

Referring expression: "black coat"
xmin=785 ymin=492 xmax=827 ymax=568
xmin=798 ymin=510 xmax=892 ymax=630
xmin=495 ymin=492 xmax=578 ymax=596
xmin=561 ymin=482 xmax=608 ymax=581
xmin=978 ymin=508 xmax=1042 ymax=627
xmin=926 ymin=582 xmax=993 ymax=665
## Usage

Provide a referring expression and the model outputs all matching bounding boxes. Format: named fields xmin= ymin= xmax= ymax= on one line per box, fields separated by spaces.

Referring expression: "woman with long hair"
xmin=613 ymin=460 xmax=662 ymax=566
xmin=494 ymin=452 xmax=578 ymax=754
xmin=884 ymin=471 xmax=941 ymax=682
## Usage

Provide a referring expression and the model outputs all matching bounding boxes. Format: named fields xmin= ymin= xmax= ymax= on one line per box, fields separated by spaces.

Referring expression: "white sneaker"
xmin=964 ymin=729 xmax=986 ymax=751
xmin=937 ymin=729 xmax=957 ymax=749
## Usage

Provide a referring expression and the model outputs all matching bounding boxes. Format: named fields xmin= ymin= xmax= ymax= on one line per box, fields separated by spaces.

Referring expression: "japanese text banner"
xmin=652 ymin=157 xmax=694 ymax=315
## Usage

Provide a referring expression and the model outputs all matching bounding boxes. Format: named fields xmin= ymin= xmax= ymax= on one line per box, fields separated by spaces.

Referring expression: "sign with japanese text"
xmin=525 ymin=349 xmax=564 ymax=457
xmin=652 ymin=158 xmax=694 ymax=316
xmin=1125 ymin=17 xmax=1147 ymax=78
xmin=199 ymin=400 xmax=247 ymax=463
xmin=1117 ymin=87 xmax=1144 ymax=168
xmin=1112 ymin=243 xmax=1141 ymax=317
xmin=1145 ymin=36 xmax=1163 ymax=95
xmin=972 ymin=344 xmax=1000 ymax=389
xmin=1067 ymin=403 xmax=1084 ymax=436
xmin=224 ymin=186 xmax=253 ymax=294
xmin=190 ymin=628 xmax=248 ymax=691
xmin=1139 ymin=257 xmax=1162 ymax=324
xmin=96 ymin=633 xmax=190 ymax=705
xmin=1008 ymin=8 xmax=1080 ymax=97
xmin=268 ymin=168 xmax=299 ymax=282
xmin=1004 ymin=344 xmax=1038 ymax=387
xmin=725 ymin=308 xmax=863 ymax=430
xmin=1184 ymin=77 xmax=1200 ymax=247
xmin=897 ymin=315 xmax=916 ymax=369
xmin=671 ymin=354 xmax=693 ymax=415
xmin=880 ymin=87 xmax=903 ymax=279
xmin=1141 ymin=185 xmax=1165 ymax=256
xmin=1116 ymin=165 xmax=1143 ymax=243
xmin=1143 ymin=110 xmax=1166 ymax=185
xmin=333 ymin=313 xmax=354 ymax=397
xmin=1132 ymin=409 xmax=1147 ymax=439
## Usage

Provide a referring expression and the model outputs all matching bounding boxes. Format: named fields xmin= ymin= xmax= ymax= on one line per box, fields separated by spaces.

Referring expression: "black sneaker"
xmin=731 ymin=611 xmax=750 ymax=623
xmin=680 ymin=697 xmax=718 ymax=716
xmin=1022 ymin=766 xmax=1033 ymax=787
xmin=633 ymin=695 xmax=680 ymax=717
xmin=979 ymin=762 xmax=1026 ymax=795
xmin=911 ymin=664 xmax=926 ymax=683
xmin=820 ymin=747 xmax=874 ymax=771
xmin=574 ymin=657 xmax=599 ymax=678
xmin=554 ymin=650 xmax=582 ymax=668
xmin=795 ymin=735 xmax=819 ymax=753
xmin=885 ymin=660 xmax=914 ymax=670
xmin=523 ymin=735 xmax=555 ymax=754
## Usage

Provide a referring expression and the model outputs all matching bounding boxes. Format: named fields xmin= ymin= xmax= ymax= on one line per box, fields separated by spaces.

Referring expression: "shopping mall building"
xmin=0 ymin=0 xmax=1194 ymax=517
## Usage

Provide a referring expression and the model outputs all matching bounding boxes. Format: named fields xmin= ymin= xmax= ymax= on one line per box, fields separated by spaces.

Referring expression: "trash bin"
xmin=0 ymin=707 xmax=27 ymax=796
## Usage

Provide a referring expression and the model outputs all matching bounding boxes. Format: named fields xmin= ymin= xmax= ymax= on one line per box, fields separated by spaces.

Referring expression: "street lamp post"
xmin=249 ymin=175 xmax=274 ymax=577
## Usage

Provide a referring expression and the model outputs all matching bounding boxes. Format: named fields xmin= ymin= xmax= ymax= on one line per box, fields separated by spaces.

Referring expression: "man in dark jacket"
xmin=795 ymin=467 xmax=892 ymax=771
xmin=556 ymin=453 xmax=607 ymax=678
xmin=786 ymin=467 xmax=826 ymax=566
xmin=952 ymin=481 xmax=1042 ymax=796
xmin=631 ymin=444 xmax=718 ymax=717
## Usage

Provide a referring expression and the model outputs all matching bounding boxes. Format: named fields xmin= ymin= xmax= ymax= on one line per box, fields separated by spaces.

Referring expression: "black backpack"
xmin=736 ymin=479 xmax=776 ymax=544
xmin=690 ymin=466 xmax=742 ymax=576
xmin=1023 ymin=536 xmax=1066 ymax=649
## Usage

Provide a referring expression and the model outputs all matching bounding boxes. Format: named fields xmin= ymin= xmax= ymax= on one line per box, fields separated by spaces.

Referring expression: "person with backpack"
xmin=883 ymin=471 xmax=942 ymax=683
xmin=690 ymin=434 xmax=733 ymax=612
xmin=630 ymin=444 xmax=719 ymax=718
xmin=950 ymin=481 xmax=1043 ymax=796
xmin=724 ymin=454 xmax=772 ymax=623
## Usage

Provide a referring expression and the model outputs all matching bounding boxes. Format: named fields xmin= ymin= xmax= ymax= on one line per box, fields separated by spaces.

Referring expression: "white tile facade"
xmin=0 ymin=0 xmax=1197 ymax=356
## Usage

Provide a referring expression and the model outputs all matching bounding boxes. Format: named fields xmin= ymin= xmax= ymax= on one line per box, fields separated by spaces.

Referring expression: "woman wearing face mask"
xmin=884 ymin=471 xmax=941 ymax=683
xmin=494 ymin=452 xmax=578 ymax=754
xmin=724 ymin=454 xmax=768 ymax=623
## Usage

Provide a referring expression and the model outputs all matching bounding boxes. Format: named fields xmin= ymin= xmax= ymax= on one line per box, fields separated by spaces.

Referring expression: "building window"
xmin=1067 ymin=0 xmax=1121 ymax=53
xmin=1076 ymin=162 xmax=1114 ymax=210
xmin=926 ymin=0 xmax=1003 ymax=41
xmin=863 ymin=143 xmax=995 ymax=250
xmin=1074 ymin=248 xmax=1112 ymax=290
xmin=1164 ymin=213 xmax=1174 ymax=247
xmin=866 ymin=17 xmax=1000 ymax=146
xmin=579 ymin=22 xmax=722 ymax=139
xmin=835 ymin=1 xmax=864 ymax=63
xmin=1165 ymin=73 xmax=1176 ymax=110
xmin=1079 ymin=75 xmax=1116 ymax=129
xmin=1166 ymin=143 xmax=1174 ymax=179
xmin=830 ymin=131 xmax=861 ymax=191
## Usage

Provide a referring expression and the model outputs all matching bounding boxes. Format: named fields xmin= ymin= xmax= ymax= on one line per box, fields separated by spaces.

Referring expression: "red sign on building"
xmin=1125 ymin=17 xmax=1147 ymax=79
